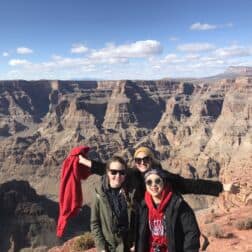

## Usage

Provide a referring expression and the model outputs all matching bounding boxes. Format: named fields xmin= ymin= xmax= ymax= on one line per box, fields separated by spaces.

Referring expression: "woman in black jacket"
xmin=135 ymin=167 xmax=200 ymax=252
xmin=79 ymin=146 xmax=238 ymax=201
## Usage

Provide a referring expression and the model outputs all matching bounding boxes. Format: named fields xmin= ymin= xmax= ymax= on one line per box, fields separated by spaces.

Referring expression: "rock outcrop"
xmin=0 ymin=180 xmax=58 ymax=252
xmin=0 ymin=180 xmax=91 ymax=252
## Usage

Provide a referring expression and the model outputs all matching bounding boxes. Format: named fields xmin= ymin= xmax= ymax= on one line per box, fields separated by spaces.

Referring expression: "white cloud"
xmin=190 ymin=22 xmax=217 ymax=31
xmin=4 ymin=40 xmax=252 ymax=80
xmin=71 ymin=44 xmax=88 ymax=54
xmin=81 ymin=65 xmax=96 ymax=72
xmin=177 ymin=43 xmax=215 ymax=52
xmin=200 ymin=56 xmax=225 ymax=66
xmin=38 ymin=55 xmax=96 ymax=70
xmin=90 ymin=40 xmax=163 ymax=60
xmin=213 ymin=45 xmax=251 ymax=59
xmin=3 ymin=52 xmax=9 ymax=57
xmin=153 ymin=53 xmax=186 ymax=66
xmin=161 ymin=54 xmax=185 ymax=63
xmin=169 ymin=36 xmax=179 ymax=41
xmin=153 ymin=65 xmax=161 ymax=70
xmin=7 ymin=55 xmax=97 ymax=79
xmin=16 ymin=47 xmax=33 ymax=54
xmin=223 ymin=22 xmax=233 ymax=28
xmin=190 ymin=22 xmax=233 ymax=31
xmin=9 ymin=59 xmax=31 ymax=66
xmin=185 ymin=54 xmax=200 ymax=61
xmin=6 ymin=61 xmax=92 ymax=80
xmin=3 ymin=40 xmax=163 ymax=80
xmin=106 ymin=58 xmax=129 ymax=64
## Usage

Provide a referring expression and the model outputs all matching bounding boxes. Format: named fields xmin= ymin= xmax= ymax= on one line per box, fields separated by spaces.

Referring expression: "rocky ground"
xmin=198 ymin=205 xmax=252 ymax=252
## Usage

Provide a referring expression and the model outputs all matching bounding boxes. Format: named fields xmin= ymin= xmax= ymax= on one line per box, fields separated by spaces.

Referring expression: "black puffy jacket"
xmin=135 ymin=193 xmax=200 ymax=252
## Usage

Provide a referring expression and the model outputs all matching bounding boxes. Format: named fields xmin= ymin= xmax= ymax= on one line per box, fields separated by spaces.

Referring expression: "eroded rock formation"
xmin=0 ymin=77 xmax=251 ymax=208
xmin=0 ymin=180 xmax=58 ymax=252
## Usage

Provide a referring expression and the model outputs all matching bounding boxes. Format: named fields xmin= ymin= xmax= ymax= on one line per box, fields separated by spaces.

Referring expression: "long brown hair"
xmin=106 ymin=155 xmax=128 ymax=171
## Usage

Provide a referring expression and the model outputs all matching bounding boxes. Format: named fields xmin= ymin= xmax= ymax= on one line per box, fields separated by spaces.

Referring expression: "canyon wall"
xmin=0 ymin=78 xmax=251 ymax=208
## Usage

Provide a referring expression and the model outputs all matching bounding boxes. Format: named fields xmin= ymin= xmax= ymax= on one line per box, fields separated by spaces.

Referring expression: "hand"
xmin=130 ymin=245 xmax=135 ymax=252
xmin=223 ymin=182 xmax=240 ymax=194
xmin=78 ymin=155 xmax=92 ymax=168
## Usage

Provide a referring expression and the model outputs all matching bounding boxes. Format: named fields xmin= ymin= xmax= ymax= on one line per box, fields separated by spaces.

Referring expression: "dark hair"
xmin=144 ymin=166 xmax=166 ymax=180
xmin=106 ymin=155 xmax=127 ymax=170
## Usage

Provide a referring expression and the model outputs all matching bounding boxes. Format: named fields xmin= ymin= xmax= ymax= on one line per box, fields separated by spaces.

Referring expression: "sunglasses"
xmin=134 ymin=156 xmax=151 ymax=164
xmin=145 ymin=178 xmax=163 ymax=186
xmin=109 ymin=169 xmax=126 ymax=176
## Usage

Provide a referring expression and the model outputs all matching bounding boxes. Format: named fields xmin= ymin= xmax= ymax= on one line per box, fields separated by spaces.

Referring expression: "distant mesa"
xmin=225 ymin=66 xmax=252 ymax=75
xmin=200 ymin=65 xmax=252 ymax=82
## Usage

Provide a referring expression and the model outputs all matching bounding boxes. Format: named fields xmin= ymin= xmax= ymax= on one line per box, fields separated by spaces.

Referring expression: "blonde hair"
xmin=133 ymin=146 xmax=154 ymax=158
xmin=133 ymin=146 xmax=160 ymax=166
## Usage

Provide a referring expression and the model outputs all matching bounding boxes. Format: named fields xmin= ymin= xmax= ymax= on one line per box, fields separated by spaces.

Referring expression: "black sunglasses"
xmin=145 ymin=178 xmax=162 ymax=186
xmin=109 ymin=169 xmax=126 ymax=176
xmin=134 ymin=156 xmax=151 ymax=164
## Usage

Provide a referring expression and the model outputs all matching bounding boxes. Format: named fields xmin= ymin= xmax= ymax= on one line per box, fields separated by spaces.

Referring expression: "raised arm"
xmin=79 ymin=155 xmax=106 ymax=176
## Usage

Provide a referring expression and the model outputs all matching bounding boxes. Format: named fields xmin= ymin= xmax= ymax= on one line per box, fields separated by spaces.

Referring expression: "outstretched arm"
xmin=79 ymin=155 xmax=106 ymax=176
xmin=169 ymin=172 xmax=240 ymax=196
xmin=164 ymin=171 xmax=223 ymax=196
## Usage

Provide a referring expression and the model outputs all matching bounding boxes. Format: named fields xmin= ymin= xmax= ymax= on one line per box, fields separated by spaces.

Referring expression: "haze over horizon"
xmin=1 ymin=0 xmax=252 ymax=80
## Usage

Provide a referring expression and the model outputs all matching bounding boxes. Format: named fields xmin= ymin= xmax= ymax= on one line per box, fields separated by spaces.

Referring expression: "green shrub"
xmin=72 ymin=232 xmax=95 ymax=251
xmin=234 ymin=218 xmax=252 ymax=230
xmin=204 ymin=213 xmax=219 ymax=224
xmin=206 ymin=224 xmax=234 ymax=239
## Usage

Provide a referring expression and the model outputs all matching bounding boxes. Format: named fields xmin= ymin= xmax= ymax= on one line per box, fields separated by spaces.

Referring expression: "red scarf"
xmin=57 ymin=146 xmax=90 ymax=237
xmin=145 ymin=185 xmax=173 ymax=252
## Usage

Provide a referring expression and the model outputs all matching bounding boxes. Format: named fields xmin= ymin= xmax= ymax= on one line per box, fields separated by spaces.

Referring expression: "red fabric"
xmin=56 ymin=146 xmax=90 ymax=237
xmin=145 ymin=185 xmax=173 ymax=252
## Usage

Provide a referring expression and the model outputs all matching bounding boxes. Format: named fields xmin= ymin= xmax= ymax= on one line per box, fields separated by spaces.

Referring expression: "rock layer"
xmin=0 ymin=78 xmax=251 ymax=208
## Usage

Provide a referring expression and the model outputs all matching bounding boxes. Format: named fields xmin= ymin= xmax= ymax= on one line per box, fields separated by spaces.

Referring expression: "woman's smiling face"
xmin=107 ymin=161 xmax=126 ymax=188
xmin=134 ymin=151 xmax=152 ymax=173
xmin=145 ymin=174 xmax=164 ymax=198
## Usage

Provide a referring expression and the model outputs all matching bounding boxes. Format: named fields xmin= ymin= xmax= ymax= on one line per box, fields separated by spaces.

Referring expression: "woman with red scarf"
xmin=135 ymin=167 xmax=200 ymax=252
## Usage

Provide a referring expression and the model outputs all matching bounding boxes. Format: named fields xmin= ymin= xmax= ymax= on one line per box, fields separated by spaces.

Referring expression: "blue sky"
xmin=1 ymin=0 xmax=252 ymax=80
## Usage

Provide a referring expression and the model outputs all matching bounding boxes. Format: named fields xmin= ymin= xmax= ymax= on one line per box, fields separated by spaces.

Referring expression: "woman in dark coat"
xmin=91 ymin=156 xmax=135 ymax=252
xmin=135 ymin=167 xmax=200 ymax=252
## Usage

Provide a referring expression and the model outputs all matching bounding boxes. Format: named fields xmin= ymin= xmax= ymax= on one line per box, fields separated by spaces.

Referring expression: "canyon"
xmin=0 ymin=68 xmax=251 ymax=251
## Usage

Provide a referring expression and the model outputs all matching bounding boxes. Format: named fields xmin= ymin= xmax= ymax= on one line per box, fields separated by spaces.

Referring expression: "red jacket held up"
xmin=56 ymin=146 xmax=90 ymax=237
